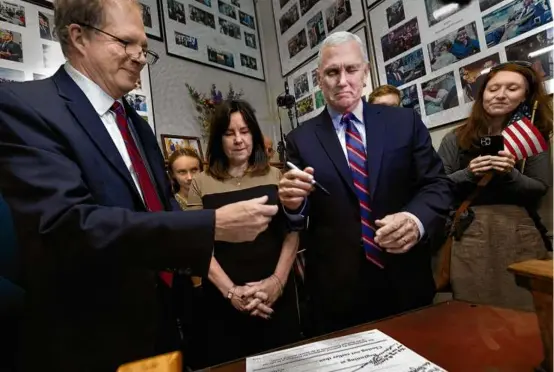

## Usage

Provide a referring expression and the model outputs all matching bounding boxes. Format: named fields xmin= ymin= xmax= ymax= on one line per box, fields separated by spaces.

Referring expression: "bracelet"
xmin=226 ymin=285 xmax=237 ymax=300
xmin=271 ymin=274 xmax=284 ymax=296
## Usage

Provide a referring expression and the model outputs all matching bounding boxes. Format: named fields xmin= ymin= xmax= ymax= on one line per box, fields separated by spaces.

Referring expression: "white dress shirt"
xmin=64 ymin=62 xmax=144 ymax=201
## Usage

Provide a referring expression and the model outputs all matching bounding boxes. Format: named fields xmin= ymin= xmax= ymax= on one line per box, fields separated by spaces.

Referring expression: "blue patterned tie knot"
xmin=341 ymin=112 xmax=355 ymax=125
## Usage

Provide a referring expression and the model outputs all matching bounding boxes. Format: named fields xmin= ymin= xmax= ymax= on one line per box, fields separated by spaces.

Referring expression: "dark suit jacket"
xmin=0 ymin=67 xmax=215 ymax=372
xmin=286 ymin=102 xmax=453 ymax=328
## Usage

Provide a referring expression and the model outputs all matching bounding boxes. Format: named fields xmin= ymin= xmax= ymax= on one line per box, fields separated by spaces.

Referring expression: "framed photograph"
xmin=482 ymin=0 xmax=552 ymax=48
xmin=459 ymin=53 xmax=500 ymax=103
xmin=160 ymin=134 xmax=204 ymax=160
xmin=506 ymin=28 xmax=553 ymax=82
xmin=272 ymin=0 xmax=365 ymax=76
xmin=0 ymin=0 xmax=157 ymax=134
xmin=21 ymin=0 xmax=52 ymax=9
xmin=139 ymin=0 xmax=164 ymax=41
xmin=162 ymin=0 xmax=265 ymax=81
xmin=368 ymin=0 xmax=554 ymax=129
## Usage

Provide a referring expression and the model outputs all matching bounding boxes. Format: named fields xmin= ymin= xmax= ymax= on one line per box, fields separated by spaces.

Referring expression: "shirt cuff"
xmin=401 ymin=212 xmax=425 ymax=241
xmin=283 ymin=199 xmax=307 ymax=222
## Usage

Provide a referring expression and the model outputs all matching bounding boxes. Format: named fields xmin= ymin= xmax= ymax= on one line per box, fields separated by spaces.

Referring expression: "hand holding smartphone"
xmin=478 ymin=135 xmax=504 ymax=156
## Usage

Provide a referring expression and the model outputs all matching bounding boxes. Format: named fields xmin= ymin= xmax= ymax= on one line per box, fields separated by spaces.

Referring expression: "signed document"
xmin=246 ymin=329 xmax=446 ymax=372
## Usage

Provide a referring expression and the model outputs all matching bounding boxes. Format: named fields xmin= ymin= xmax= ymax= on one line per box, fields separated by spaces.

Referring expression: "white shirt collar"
xmin=63 ymin=62 xmax=117 ymax=116
xmin=327 ymin=99 xmax=365 ymax=130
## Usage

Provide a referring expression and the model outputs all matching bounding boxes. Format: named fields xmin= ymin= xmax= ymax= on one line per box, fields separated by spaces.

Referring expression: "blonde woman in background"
xmin=168 ymin=148 xmax=204 ymax=211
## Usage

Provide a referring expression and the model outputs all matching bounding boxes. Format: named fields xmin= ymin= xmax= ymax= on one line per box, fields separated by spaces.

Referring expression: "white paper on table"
xmin=246 ymin=329 xmax=447 ymax=372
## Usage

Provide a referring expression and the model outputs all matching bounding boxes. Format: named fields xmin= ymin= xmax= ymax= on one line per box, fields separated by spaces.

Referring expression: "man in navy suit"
xmin=279 ymin=31 xmax=453 ymax=336
xmin=0 ymin=0 xmax=277 ymax=371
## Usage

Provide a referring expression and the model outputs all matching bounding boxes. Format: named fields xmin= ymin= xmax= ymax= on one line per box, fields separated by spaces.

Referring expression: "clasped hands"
xmin=469 ymin=150 xmax=515 ymax=177
xmin=228 ymin=275 xmax=284 ymax=319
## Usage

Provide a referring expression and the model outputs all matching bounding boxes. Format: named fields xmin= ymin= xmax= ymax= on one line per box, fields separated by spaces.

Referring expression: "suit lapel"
xmin=314 ymin=109 xmax=356 ymax=196
xmin=52 ymin=68 xmax=141 ymax=199
xmin=363 ymin=103 xmax=385 ymax=198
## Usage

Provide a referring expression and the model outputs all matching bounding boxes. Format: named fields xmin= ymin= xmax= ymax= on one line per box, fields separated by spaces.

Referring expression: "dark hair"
xmin=206 ymin=99 xmax=269 ymax=180
xmin=168 ymin=148 xmax=203 ymax=192
xmin=368 ymin=84 xmax=401 ymax=104
xmin=456 ymin=62 xmax=553 ymax=150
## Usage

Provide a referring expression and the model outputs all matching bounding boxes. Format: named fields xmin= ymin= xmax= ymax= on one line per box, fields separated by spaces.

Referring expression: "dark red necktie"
xmin=111 ymin=101 xmax=173 ymax=285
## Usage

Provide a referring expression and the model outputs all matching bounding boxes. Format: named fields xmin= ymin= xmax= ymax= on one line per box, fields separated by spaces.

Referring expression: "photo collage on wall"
xmin=369 ymin=0 xmax=553 ymax=129
xmin=162 ymin=0 xmax=265 ymax=80
xmin=0 ymin=0 xmax=156 ymax=133
xmin=287 ymin=26 xmax=373 ymax=123
xmin=139 ymin=0 xmax=163 ymax=40
xmin=273 ymin=0 xmax=365 ymax=76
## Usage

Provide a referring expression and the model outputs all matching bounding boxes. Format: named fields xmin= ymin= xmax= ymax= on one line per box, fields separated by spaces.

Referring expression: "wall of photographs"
xmin=140 ymin=0 xmax=164 ymax=41
xmin=0 ymin=0 xmax=156 ymax=133
xmin=287 ymin=26 xmax=373 ymax=123
xmin=162 ymin=0 xmax=265 ymax=80
xmin=273 ymin=0 xmax=365 ymax=76
xmin=369 ymin=0 xmax=553 ymax=129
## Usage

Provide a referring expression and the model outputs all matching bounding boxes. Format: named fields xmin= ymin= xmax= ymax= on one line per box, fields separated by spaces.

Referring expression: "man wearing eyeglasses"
xmin=0 ymin=1 xmax=279 ymax=371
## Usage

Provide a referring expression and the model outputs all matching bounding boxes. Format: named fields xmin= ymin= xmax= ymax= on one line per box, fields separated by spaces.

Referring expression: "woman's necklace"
xmin=228 ymin=166 xmax=246 ymax=187
xmin=230 ymin=172 xmax=245 ymax=186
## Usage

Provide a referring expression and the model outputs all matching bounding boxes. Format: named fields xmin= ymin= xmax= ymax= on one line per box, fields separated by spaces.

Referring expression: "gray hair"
xmin=54 ymin=0 xmax=139 ymax=57
xmin=317 ymin=31 xmax=369 ymax=67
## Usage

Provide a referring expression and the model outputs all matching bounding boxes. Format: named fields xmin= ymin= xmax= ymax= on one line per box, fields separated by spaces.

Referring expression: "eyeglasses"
xmin=75 ymin=23 xmax=159 ymax=65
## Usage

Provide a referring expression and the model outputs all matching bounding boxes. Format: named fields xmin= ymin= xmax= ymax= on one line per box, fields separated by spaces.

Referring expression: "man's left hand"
xmin=375 ymin=212 xmax=420 ymax=254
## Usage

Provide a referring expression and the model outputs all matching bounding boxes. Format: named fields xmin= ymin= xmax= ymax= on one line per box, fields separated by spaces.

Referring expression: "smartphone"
xmin=479 ymin=135 xmax=504 ymax=156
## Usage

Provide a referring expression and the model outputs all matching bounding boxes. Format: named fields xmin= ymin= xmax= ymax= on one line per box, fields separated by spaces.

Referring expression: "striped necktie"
xmin=342 ymin=113 xmax=384 ymax=269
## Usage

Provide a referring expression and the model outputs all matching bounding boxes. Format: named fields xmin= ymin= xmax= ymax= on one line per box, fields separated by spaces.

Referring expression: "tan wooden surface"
xmin=203 ymin=301 xmax=543 ymax=372
xmin=509 ymin=259 xmax=554 ymax=281
xmin=509 ymin=259 xmax=553 ymax=372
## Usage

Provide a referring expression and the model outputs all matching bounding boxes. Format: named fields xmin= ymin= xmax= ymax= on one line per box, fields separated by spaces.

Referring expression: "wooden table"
xmin=203 ymin=301 xmax=543 ymax=372
xmin=509 ymin=259 xmax=553 ymax=372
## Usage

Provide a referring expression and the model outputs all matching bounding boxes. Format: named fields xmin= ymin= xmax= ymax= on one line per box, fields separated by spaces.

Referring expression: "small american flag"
xmin=502 ymin=104 xmax=548 ymax=160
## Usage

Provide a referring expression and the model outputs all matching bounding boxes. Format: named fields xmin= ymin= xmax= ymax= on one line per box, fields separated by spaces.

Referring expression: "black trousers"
xmin=307 ymin=260 xmax=434 ymax=337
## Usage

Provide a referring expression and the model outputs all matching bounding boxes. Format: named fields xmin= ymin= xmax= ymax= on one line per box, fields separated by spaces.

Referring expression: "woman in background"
xmin=188 ymin=100 xmax=301 ymax=367
xmin=167 ymin=148 xmax=205 ymax=369
xmin=437 ymin=62 xmax=552 ymax=310
xmin=168 ymin=148 xmax=203 ymax=211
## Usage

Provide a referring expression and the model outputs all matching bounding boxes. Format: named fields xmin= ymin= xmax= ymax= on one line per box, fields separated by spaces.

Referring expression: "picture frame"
xmin=162 ymin=0 xmax=265 ymax=81
xmin=367 ymin=0 xmax=554 ymax=129
xmin=138 ymin=0 xmax=164 ymax=41
xmin=0 ymin=0 xmax=157 ymax=135
xmin=160 ymin=134 xmax=204 ymax=160
xmin=272 ymin=0 xmax=365 ymax=76
xmin=21 ymin=0 xmax=53 ymax=9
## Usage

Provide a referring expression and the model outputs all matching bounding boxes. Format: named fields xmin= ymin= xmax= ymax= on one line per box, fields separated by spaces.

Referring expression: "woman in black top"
xmin=188 ymin=100 xmax=301 ymax=366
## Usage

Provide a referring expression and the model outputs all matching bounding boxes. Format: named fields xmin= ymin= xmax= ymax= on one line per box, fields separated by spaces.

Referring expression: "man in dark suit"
xmin=278 ymin=31 xmax=453 ymax=336
xmin=0 ymin=0 xmax=277 ymax=371
xmin=0 ymin=31 xmax=23 ymax=62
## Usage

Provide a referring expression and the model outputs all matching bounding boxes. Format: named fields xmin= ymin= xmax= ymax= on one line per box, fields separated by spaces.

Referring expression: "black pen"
xmin=286 ymin=161 xmax=331 ymax=196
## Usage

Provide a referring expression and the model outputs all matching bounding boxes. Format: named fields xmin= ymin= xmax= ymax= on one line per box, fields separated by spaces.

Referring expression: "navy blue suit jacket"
xmin=0 ymin=67 xmax=215 ymax=371
xmin=286 ymin=102 xmax=453 ymax=323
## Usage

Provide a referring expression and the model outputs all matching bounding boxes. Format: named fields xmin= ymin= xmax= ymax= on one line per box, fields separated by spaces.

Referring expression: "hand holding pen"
xmin=278 ymin=162 xmax=330 ymax=211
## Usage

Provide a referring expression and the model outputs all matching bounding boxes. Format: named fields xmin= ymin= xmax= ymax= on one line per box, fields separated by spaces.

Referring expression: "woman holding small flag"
xmin=437 ymin=61 xmax=552 ymax=310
